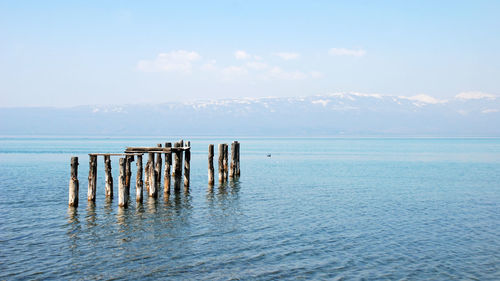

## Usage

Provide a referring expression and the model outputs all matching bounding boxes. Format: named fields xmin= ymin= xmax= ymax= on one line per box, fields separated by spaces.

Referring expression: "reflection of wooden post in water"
xmin=104 ymin=155 xmax=113 ymax=198
xmin=164 ymin=142 xmax=172 ymax=194
xmin=230 ymin=142 xmax=236 ymax=179
xmin=208 ymin=144 xmax=214 ymax=185
xmin=184 ymin=141 xmax=190 ymax=188
xmin=223 ymin=143 xmax=229 ymax=181
xmin=136 ymin=154 xmax=143 ymax=202
xmin=218 ymin=144 xmax=224 ymax=183
xmin=68 ymin=157 xmax=79 ymax=207
xmin=118 ymin=158 xmax=128 ymax=207
xmin=87 ymin=155 xmax=97 ymax=202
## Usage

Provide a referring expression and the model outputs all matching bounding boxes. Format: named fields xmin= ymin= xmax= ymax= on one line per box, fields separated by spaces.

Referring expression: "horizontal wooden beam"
xmin=124 ymin=147 xmax=190 ymax=153
xmin=88 ymin=153 xmax=144 ymax=156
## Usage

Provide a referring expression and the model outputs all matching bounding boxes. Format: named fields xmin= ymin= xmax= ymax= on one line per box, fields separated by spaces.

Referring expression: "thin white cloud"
xmin=456 ymin=91 xmax=496 ymax=100
xmin=275 ymin=52 xmax=300 ymax=60
xmin=400 ymin=94 xmax=448 ymax=104
xmin=234 ymin=50 xmax=251 ymax=60
xmin=482 ymin=108 xmax=499 ymax=114
xmin=328 ymin=48 xmax=366 ymax=57
xmin=246 ymin=61 xmax=269 ymax=70
xmin=309 ymin=71 xmax=324 ymax=79
xmin=137 ymin=50 xmax=201 ymax=73
xmin=222 ymin=66 xmax=248 ymax=76
xmin=200 ymin=59 xmax=217 ymax=71
xmin=267 ymin=67 xmax=307 ymax=80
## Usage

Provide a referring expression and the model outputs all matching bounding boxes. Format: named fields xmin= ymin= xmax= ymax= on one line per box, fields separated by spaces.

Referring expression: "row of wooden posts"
xmin=69 ymin=140 xmax=240 ymax=208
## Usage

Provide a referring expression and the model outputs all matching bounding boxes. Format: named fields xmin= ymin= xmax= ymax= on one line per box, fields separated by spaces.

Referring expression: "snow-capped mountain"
xmin=1 ymin=92 xmax=499 ymax=136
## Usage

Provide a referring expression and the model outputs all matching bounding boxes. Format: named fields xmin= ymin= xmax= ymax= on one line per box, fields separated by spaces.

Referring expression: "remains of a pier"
xmin=211 ymin=141 xmax=240 ymax=184
xmin=68 ymin=140 xmax=241 ymax=208
xmin=69 ymin=140 xmax=190 ymax=208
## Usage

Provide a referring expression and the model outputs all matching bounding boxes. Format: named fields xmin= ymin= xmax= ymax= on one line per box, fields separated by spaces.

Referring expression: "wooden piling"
xmin=103 ymin=155 xmax=113 ymax=198
xmin=149 ymin=152 xmax=157 ymax=198
xmin=125 ymin=155 xmax=133 ymax=198
xmin=184 ymin=141 xmax=190 ymax=188
xmin=118 ymin=158 xmax=128 ymax=207
xmin=223 ymin=143 xmax=229 ymax=181
xmin=136 ymin=154 xmax=143 ymax=202
xmin=218 ymin=144 xmax=224 ymax=182
xmin=236 ymin=141 xmax=240 ymax=176
xmin=208 ymin=144 xmax=214 ymax=185
xmin=68 ymin=157 xmax=79 ymax=207
xmin=230 ymin=142 xmax=236 ymax=178
xmin=178 ymin=140 xmax=184 ymax=176
xmin=87 ymin=155 xmax=97 ymax=202
xmin=164 ymin=142 xmax=172 ymax=194
xmin=144 ymin=160 xmax=150 ymax=194
xmin=155 ymin=144 xmax=162 ymax=190
xmin=173 ymin=142 xmax=182 ymax=191
xmin=148 ymin=152 xmax=157 ymax=197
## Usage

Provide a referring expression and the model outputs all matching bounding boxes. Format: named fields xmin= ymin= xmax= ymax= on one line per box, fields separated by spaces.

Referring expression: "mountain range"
xmin=1 ymin=92 xmax=499 ymax=136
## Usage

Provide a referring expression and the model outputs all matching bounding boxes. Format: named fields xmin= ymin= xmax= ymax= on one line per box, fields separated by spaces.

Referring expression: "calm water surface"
xmin=0 ymin=137 xmax=499 ymax=280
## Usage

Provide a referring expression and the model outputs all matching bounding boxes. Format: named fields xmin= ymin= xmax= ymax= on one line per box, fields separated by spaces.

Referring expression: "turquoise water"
xmin=1 ymin=137 xmax=499 ymax=280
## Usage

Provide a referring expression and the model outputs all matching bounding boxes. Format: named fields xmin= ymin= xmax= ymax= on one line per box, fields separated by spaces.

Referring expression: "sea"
xmin=0 ymin=137 xmax=499 ymax=280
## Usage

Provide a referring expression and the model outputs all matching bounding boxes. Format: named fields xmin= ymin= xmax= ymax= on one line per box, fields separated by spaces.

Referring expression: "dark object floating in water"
xmin=267 ymin=154 xmax=271 ymax=157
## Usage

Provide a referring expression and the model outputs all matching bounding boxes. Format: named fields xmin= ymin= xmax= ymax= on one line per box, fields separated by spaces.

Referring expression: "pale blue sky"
xmin=1 ymin=0 xmax=499 ymax=107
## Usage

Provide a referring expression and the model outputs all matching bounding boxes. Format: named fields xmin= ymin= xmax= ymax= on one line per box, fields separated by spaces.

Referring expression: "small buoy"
xmin=267 ymin=154 xmax=271 ymax=157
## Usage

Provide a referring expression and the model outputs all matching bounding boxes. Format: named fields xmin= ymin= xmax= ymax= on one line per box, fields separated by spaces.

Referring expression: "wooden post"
xmin=125 ymin=155 xmax=133 ymax=199
xmin=87 ymin=155 xmax=97 ymax=202
xmin=208 ymin=144 xmax=214 ymax=185
xmin=230 ymin=142 xmax=236 ymax=178
xmin=155 ymin=144 xmax=162 ymax=190
xmin=68 ymin=157 xmax=79 ymax=207
xmin=164 ymin=142 xmax=172 ymax=194
xmin=136 ymin=154 xmax=143 ymax=202
xmin=178 ymin=140 xmax=184 ymax=176
xmin=218 ymin=144 xmax=224 ymax=183
xmin=144 ymin=160 xmax=150 ymax=194
xmin=223 ymin=143 xmax=229 ymax=181
xmin=173 ymin=142 xmax=182 ymax=191
xmin=148 ymin=152 xmax=156 ymax=197
xmin=104 ymin=155 xmax=113 ymax=198
xmin=118 ymin=158 xmax=128 ymax=207
xmin=149 ymin=153 xmax=157 ymax=198
xmin=184 ymin=141 xmax=190 ymax=188
xmin=236 ymin=141 xmax=240 ymax=176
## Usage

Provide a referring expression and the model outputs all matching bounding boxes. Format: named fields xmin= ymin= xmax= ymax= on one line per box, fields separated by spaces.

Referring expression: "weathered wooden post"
xmin=155 ymin=144 xmax=162 ymax=189
xmin=68 ymin=157 xmax=79 ymax=207
xmin=184 ymin=141 xmax=190 ymax=188
xmin=144 ymin=160 xmax=150 ymax=194
xmin=178 ymin=140 xmax=184 ymax=175
xmin=136 ymin=154 xmax=143 ymax=203
xmin=236 ymin=141 xmax=240 ymax=176
xmin=164 ymin=142 xmax=172 ymax=194
xmin=173 ymin=142 xmax=182 ymax=191
xmin=118 ymin=158 xmax=128 ymax=207
xmin=218 ymin=144 xmax=224 ymax=183
xmin=87 ymin=155 xmax=97 ymax=202
xmin=125 ymin=155 xmax=133 ymax=199
xmin=104 ymin=155 xmax=113 ymax=198
xmin=223 ymin=143 xmax=229 ymax=181
xmin=149 ymin=153 xmax=158 ymax=198
xmin=148 ymin=152 xmax=157 ymax=197
xmin=208 ymin=144 xmax=214 ymax=185
xmin=230 ymin=142 xmax=236 ymax=179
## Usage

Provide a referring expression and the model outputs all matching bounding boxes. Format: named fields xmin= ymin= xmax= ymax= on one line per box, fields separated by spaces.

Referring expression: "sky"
xmin=0 ymin=0 xmax=499 ymax=107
